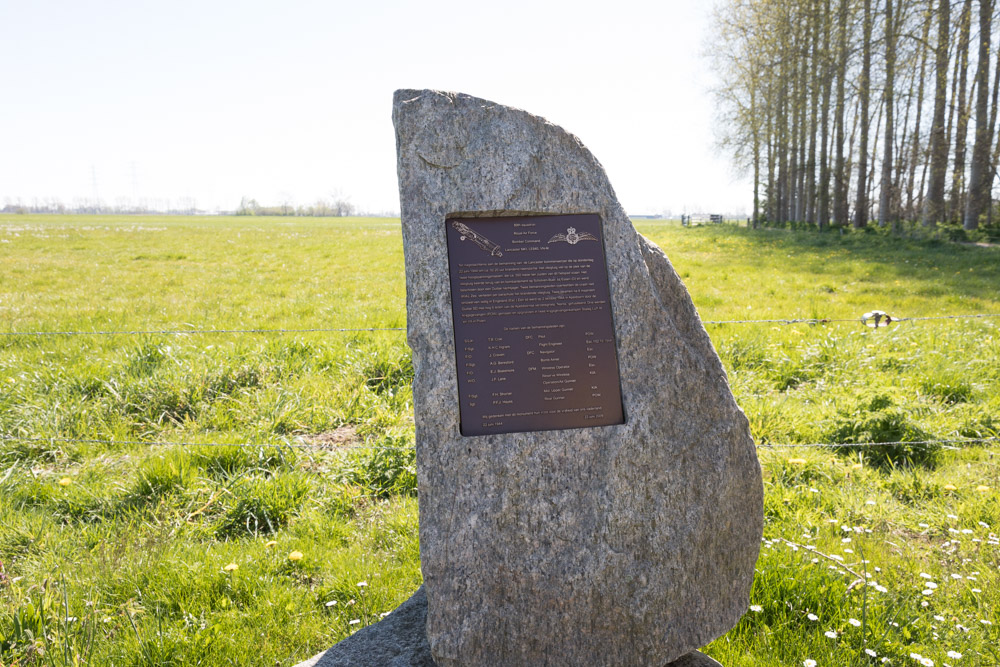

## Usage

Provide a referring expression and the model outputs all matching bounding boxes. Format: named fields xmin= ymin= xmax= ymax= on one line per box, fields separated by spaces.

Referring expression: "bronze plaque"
xmin=445 ymin=213 xmax=625 ymax=436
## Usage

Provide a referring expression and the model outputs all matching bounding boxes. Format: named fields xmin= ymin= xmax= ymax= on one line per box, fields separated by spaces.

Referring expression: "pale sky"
xmin=0 ymin=0 xmax=751 ymax=216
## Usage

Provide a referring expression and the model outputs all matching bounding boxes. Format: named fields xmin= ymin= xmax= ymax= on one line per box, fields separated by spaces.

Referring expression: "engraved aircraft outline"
xmin=452 ymin=221 xmax=502 ymax=257
xmin=548 ymin=226 xmax=598 ymax=244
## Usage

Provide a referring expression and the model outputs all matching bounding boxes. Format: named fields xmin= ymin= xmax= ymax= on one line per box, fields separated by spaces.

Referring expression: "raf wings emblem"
xmin=548 ymin=226 xmax=597 ymax=245
xmin=452 ymin=221 xmax=503 ymax=257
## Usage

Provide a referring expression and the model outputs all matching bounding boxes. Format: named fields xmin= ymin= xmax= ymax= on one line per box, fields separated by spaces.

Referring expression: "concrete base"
xmin=293 ymin=587 xmax=723 ymax=667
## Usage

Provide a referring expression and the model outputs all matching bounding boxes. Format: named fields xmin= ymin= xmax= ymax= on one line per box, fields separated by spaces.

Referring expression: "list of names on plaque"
xmin=445 ymin=214 xmax=625 ymax=436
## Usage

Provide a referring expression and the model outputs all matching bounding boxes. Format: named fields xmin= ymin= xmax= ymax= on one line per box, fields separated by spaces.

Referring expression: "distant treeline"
xmin=712 ymin=0 xmax=1000 ymax=231
xmin=0 ymin=196 xmax=364 ymax=217
xmin=235 ymin=197 xmax=355 ymax=217
xmin=1 ymin=203 xmax=201 ymax=215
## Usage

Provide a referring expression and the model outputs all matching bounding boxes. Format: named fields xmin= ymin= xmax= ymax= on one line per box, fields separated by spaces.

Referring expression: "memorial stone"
xmin=294 ymin=90 xmax=763 ymax=667
xmin=391 ymin=90 xmax=764 ymax=666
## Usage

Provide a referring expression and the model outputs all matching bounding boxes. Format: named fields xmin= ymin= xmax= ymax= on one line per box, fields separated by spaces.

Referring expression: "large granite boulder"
xmin=393 ymin=89 xmax=763 ymax=667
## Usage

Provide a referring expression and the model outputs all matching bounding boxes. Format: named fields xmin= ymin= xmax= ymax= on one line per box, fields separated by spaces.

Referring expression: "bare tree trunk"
xmin=833 ymin=0 xmax=851 ymax=225
xmin=796 ymin=17 xmax=810 ymax=223
xmin=923 ymin=0 xmax=951 ymax=227
xmin=867 ymin=96 xmax=884 ymax=222
xmin=818 ymin=0 xmax=834 ymax=229
xmin=751 ymin=81 xmax=761 ymax=227
xmin=778 ymin=81 xmax=789 ymax=223
xmin=894 ymin=4 xmax=914 ymax=227
xmin=767 ymin=106 xmax=775 ymax=224
xmin=889 ymin=62 xmax=916 ymax=232
xmin=964 ymin=0 xmax=994 ymax=229
xmin=945 ymin=37 xmax=962 ymax=174
xmin=788 ymin=30 xmax=801 ymax=223
xmin=918 ymin=157 xmax=930 ymax=211
xmin=847 ymin=91 xmax=862 ymax=219
xmin=805 ymin=0 xmax=821 ymax=224
xmin=989 ymin=22 xmax=1000 ymax=151
xmin=907 ymin=0 xmax=933 ymax=220
xmin=879 ymin=0 xmax=896 ymax=227
xmin=950 ymin=0 xmax=974 ymax=223
xmin=753 ymin=133 xmax=761 ymax=227
xmin=854 ymin=0 xmax=873 ymax=227
xmin=989 ymin=30 xmax=1000 ymax=225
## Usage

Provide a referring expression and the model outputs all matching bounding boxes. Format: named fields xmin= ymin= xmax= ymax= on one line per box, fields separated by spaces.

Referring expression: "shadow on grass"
xmin=683 ymin=223 xmax=1000 ymax=305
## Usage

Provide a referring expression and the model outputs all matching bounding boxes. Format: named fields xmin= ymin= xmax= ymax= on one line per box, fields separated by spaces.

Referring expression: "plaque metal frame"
xmin=444 ymin=213 xmax=625 ymax=436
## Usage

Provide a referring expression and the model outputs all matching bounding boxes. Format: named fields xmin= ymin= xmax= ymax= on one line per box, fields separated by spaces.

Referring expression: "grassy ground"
xmin=1 ymin=215 xmax=998 ymax=666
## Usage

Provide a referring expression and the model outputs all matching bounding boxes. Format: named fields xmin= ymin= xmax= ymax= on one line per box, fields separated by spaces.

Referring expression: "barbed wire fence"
xmin=1 ymin=310 xmax=998 ymax=455
xmin=1 ymin=313 xmax=997 ymax=337
xmin=703 ymin=313 xmax=1000 ymax=325
xmin=0 ymin=326 xmax=407 ymax=337
xmin=0 ymin=434 xmax=411 ymax=452
xmin=1 ymin=434 xmax=998 ymax=454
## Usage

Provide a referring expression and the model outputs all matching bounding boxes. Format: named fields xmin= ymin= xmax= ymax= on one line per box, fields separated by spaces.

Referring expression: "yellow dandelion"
xmin=223 ymin=562 xmax=239 ymax=572
xmin=976 ymin=485 xmax=990 ymax=492
xmin=288 ymin=551 xmax=304 ymax=562
xmin=264 ymin=540 xmax=278 ymax=548
xmin=943 ymin=484 xmax=957 ymax=491
xmin=787 ymin=458 xmax=807 ymax=465
xmin=851 ymin=463 xmax=863 ymax=470
xmin=58 ymin=477 xmax=72 ymax=487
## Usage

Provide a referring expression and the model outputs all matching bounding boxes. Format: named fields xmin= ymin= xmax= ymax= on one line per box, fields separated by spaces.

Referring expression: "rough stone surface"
xmin=293 ymin=586 xmax=723 ymax=667
xmin=394 ymin=89 xmax=763 ymax=667
xmin=670 ymin=652 xmax=725 ymax=667
xmin=293 ymin=588 xmax=434 ymax=667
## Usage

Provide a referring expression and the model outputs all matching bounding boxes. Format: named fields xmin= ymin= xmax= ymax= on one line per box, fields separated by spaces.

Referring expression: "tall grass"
xmin=1 ymin=215 xmax=997 ymax=665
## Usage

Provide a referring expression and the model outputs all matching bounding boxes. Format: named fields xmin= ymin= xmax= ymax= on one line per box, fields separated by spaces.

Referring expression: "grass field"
xmin=1 ymin=214 xmax=998 ymax=666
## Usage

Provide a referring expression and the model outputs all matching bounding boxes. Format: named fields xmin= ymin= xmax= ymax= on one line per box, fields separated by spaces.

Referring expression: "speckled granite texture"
xmin=391 ymin=89 xmax=762 ymax=667
xmin=293 ymin=587 xmax=724 ymax=667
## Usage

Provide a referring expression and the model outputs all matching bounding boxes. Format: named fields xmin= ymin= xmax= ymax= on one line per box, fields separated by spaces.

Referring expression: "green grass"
xmin=1 ymin=215 xmax=998 ymax=665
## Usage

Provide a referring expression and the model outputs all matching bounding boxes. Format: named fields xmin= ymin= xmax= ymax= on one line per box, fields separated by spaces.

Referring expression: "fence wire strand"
xmin=2 ymin=313 xmax=997 ymax=337
xmin=0 ymin=326 xmax=406 ymax=337
xmin=702 ymin=313 xmax=1000 ymax=325
xmin=2 ymin=433 xmax=997 ymax=453
xmin=0 ymin=434 xmax=411 ymax=452
xmin=2 ymin=312 xmax=998 ymax=455
xmin=759 ymin=436 xmax=1000 ymax=450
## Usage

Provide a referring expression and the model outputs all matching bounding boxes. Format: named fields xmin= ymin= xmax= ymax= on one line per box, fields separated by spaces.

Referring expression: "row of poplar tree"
xmin=711 ymin=0 xmax=999 ymax=230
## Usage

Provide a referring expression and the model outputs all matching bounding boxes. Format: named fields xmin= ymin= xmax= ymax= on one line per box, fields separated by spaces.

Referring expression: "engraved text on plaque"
xmin=445 ymin=214 xmax=625 ymax=436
